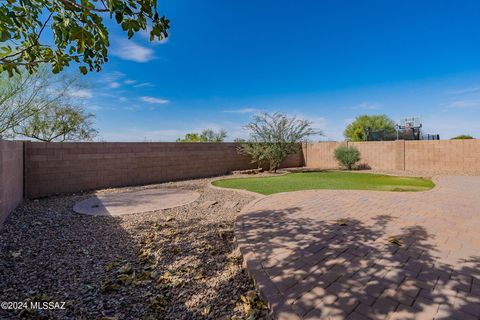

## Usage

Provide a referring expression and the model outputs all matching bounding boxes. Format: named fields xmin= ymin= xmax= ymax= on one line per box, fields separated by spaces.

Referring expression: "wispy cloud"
xmin=101 ymin=71 xmax=125 ymax=82
xmin=68 ymin=89 xmax=93 ymax=99
xmin=449 ymin=99 xmax=480 ymax=109
xmin=134 ymin=82 xmax=156 ymax=88
xmin=99 ymin=128 xmax=185 ymax=142
xmin=124 ymin=79 xmax=137 ymax=85
xmin=223 ymin=108 xmax=259 ymax=114
xmin=353 ymin=102 xmax=383 ymax=110
xmin=446 ymin=86 xmax=480 ymax=95
xmin=140 ymin=96 xmax=169 ymax=104
xmin=86 ymin=104 xmax=101 ymax=111
xmin=109 ymin=82 xmax=121 ymax=88
xmin=112 ymin=39 xmax=154 ymax=63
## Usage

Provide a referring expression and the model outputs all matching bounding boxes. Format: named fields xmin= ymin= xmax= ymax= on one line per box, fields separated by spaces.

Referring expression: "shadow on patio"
xmin=238 ymin=207 xmax=480 ymax=319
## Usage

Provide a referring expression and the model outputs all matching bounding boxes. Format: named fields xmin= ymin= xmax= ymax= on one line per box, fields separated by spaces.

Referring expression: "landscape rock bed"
xmin=0 ymin=177 xmax=269 ymax=320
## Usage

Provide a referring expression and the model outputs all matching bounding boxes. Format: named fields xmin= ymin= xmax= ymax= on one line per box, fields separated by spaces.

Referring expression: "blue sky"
xmin=76 ymin=0 xmax=480 ymax=141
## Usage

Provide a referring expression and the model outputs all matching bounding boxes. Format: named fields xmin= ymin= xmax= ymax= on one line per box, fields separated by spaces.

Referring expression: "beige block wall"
xmin=304 ymin=139 xmax=480 ymax=174
xmin=405 ymin=140 xmax=480 ymax=173
xmin=0 ymin=140 xmax=24 ymax=225
xmin=463 ymin=139 xmax=480 ymax=173
xmin=302 ymin=142 xmax=345 ymax=169
xmin=348 ymin=141 xmax=405 ymax=171
xmin=25 ymin=142 xmax=303 ymax=198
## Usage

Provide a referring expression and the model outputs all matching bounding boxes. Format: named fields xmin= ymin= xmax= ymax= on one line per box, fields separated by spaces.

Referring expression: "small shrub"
xmin=334 ymin=145 xmax=361 ymax=170
xmin=451 ymin=134 xmax=474 ymax=140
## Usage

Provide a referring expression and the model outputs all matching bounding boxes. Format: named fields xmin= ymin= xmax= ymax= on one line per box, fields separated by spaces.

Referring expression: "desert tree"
xmin=1 ymin=66 xmax=97 ymax=141
xmin=0 ymin=66 xmax=77 ymax=136
xmin=176 ymin=129 xmax=227 ymax=142
xmin=13 ymin=103 xmax=97 ymax=142
xmin=239 ymin=112 xmax=320 ymax=172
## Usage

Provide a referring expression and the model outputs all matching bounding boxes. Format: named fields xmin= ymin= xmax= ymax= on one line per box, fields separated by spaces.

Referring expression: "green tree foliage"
xmin=239 ymin=112 xmax=320 ymax=172
xmin=238 ymin=142 xmax=269 ymax=169
xmin=344 ymin=115 xmax=396 ymax=141
xmin=451 ymin=134 xmax=474 ymax=140
xmin=334 ymin=145 xmax=361 ymax=170
xmin=14 ymin=104 xmax=97 ymax=141
xmin=176 ymin=133 xmax=204 ymax=142
xmin=0 ymin=66 xmax=79 ymax=136
xmin=200 ymin=128 xmax=227 ymax=142
xmin=0 ymin=0 xmax=169 ymax=76
xmin=176 ymin=129 xmax=227 ymax=142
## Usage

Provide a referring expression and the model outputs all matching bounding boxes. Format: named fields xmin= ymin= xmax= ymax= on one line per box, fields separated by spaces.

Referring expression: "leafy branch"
xmin=0 ymin=0 xmax=170 ymax=76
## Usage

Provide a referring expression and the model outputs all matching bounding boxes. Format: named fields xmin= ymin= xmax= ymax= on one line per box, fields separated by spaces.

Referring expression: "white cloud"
xmin=449 ymin=99 xmax=480 ymax=109
xmin=86 ymin=105 xmax=101 ymax=111
xmin=109 ymin=82 xmax=121 ymax=88
xmin=101 ymin=71 xmax=125 ymax=82
xmin=112 ymin=39 xmax=154 ymax=63
xmin=124 ymin=79 xmax=137 ymax=85
xmin=446 ymin=86 xmax=480 ymax=95
xmin=223 ymin=108 xmax=259 ymax=114
xmin=69 ymin=89 xmax=93 ymax=99
xmin=134 ymin=82 xmax=156 ymax=88
xmin=99 ymin=128 xmax=184 ymax=142
xmin=353 ymin=102 xmax=383 ymax=110
xmin=140 ymin=96 xmax=169 ymax=104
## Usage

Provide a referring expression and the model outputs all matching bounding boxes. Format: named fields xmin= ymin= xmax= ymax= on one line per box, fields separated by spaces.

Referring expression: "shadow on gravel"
xmin=239 ymin=208 xmax=480 ymax=319
xmin=0 ymin=192 xmax=263 ymax=320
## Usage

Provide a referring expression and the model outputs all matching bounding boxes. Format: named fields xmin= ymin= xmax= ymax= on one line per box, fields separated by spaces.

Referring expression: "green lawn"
xmin=212 ymin=171 xmax=435 ymax=195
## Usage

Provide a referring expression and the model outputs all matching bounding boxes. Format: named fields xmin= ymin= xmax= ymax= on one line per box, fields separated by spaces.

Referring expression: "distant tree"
xmin=176 ymin=129 xmax=227 ymax=142
xmin=14 ymin=104 xmax=97 ymax=142
xmin=239 ymin=112 xmax=320 ymax=172
xmin=200 ymin=128 xmax=227 ymax=142
xmin=0 ymin=67 xmax=77 ymax=136
xmin=234 ymin=138 xmax=246 ymax=143
xmin=451 ymin=135 xmax=474 ymax=140
xmin=0 ymin=66 xmax=95 ymax=141
xmin=344 ymin=115 xmax=396 ymax=141
xmin=0 ymin=0 xmax=170 ymax=76
xmin=176 ymin=133 xmax=204 ymax=143
xmin=334 ymin=145 xmax=361 ymax=170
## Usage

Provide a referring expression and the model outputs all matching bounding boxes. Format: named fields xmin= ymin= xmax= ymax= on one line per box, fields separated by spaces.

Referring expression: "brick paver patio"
xmin=235 ymin=176 xmax=480 ymax=319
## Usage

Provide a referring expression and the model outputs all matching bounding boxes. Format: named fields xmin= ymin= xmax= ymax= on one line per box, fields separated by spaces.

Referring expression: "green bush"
xmin=451 ymin=134 xmax=474 ymax=140
xmin=334 ymin=145 xmax=361 ymax=170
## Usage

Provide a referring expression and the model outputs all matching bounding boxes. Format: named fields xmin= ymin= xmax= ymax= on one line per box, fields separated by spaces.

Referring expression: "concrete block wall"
xmin=25 ymin=142 xmax=303 ymax=198
xmin=302 ymin=142 xmax=346 ymax=169
xmin=405 ymin=140 xmax=480 ymax=173
xmin=0 ymin=140 xmax=24 ymax=225
xmin=349 ymin=141 xmax=405 ymax=171
xmin=304 ymin=139 xmax=480 ymax=173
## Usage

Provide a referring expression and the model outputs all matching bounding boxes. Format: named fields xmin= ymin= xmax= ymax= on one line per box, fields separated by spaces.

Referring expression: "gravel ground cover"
xmin=0 ymin=177 xmax=269 ymax=320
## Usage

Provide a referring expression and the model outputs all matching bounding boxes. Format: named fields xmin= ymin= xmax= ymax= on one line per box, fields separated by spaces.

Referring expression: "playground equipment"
xmin=395 ymin=117 xmax=439 ymax=141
